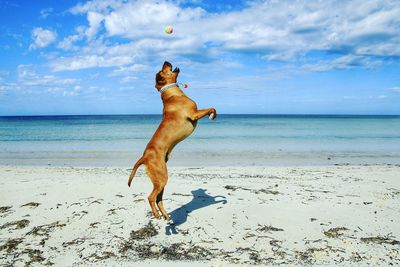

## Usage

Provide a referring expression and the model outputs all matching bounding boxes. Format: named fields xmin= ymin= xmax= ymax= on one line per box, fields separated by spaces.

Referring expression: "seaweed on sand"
xmin=162 ymin=243 xmax=213 ymax=261
xmin=62 ymin=237 xmax=86 ymax=247
xmin=0 ymin=238 xmax=24 ymax=253
xmin=85 ymin=251 xmax=116 ymax=262
xmin=120 ymin=221 xmax=213 ymax=261
xmin=131 ymin=242 xmax=213 ymax=261
xmin=119 ymin=221 xmax=159 ymax=253
xmin=257 ymin=225 xmax=284 ymax=232
xmin=26 ymin=221 xmax=66 ymax=237
xmin=0 ymin=206 xmax=12 ymax=212
xmin=0 ymin=206 xmax=13 ymax=216
xmin=256 ymin=189 xmax=280 ymax=195
xmin=129 ymin=221 xmax=158 ymax=240
xmin=323 ymin=227 xmax=349 ymax=238
xmin=361 ymin=235 xmax=400 ymax=245
xmin=21 ymin=202 xmax=41 ymax=208
xmin=24 ymin=248 xmax=45 ymax=265
xmin=0 ymin=219 xmax=30 ymax=230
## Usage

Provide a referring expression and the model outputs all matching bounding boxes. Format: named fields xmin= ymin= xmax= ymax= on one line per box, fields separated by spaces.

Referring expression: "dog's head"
xmin=155 ymin=61 xmax=180 ymax=91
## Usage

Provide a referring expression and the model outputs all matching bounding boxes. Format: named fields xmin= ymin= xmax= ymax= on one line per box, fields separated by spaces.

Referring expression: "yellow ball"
xmin=164 ymin=25 xmax=173 ymax=34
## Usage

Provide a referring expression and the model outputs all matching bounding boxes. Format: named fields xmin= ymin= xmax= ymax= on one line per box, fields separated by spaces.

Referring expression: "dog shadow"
xmin=165 ymin=188 xmax=227 ymax=235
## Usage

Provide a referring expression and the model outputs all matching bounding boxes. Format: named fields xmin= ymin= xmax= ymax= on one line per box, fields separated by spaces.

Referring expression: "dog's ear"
xmin=162 ymin=61 xmax=172 ymax=72
xmin=155 ymin=71 xmax=166 ymax=90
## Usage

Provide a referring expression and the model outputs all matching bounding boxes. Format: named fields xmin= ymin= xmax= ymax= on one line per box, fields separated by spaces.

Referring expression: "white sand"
xmin=0 ymin=165 xmax=399 ymax=266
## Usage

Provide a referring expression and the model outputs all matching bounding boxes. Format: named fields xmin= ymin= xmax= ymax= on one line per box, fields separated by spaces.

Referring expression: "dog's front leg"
xmin=192 ymin=108 xmax=217 ymax=121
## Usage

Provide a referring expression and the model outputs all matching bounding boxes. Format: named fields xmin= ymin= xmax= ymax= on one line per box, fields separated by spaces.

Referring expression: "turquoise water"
xmin=0 ymin=115 xmax=399 ymax=166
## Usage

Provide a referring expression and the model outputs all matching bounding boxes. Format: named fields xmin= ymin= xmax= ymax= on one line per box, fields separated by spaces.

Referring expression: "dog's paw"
xmin=209 ymin=112 xmax=216 ymax=120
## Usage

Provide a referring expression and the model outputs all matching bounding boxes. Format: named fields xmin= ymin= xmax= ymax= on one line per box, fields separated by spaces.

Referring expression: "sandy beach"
xmin=1 ymin=164 xmax=399 ymax=266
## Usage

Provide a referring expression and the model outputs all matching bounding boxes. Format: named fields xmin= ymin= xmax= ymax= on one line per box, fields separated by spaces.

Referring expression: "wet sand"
xmin=0 ymin=165 xmax=399 ymax=266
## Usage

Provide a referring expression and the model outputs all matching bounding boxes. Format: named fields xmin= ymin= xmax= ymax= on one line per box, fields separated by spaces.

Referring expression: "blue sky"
xmin=0 ymin=0 xmax=399 ymax=115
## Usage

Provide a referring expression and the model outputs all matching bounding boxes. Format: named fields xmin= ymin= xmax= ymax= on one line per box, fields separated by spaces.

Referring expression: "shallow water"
xmin=1 ymin=115 xmax=399 ymax=166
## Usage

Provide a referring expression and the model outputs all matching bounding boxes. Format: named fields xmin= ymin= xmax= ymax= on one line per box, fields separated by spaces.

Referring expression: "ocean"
xmin=0 ymin=115 xmax=399 ymax=167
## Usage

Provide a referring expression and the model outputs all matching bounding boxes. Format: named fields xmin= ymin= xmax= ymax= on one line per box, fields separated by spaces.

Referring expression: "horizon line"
xmin=1 ymin=113 xmax=400 ymax=117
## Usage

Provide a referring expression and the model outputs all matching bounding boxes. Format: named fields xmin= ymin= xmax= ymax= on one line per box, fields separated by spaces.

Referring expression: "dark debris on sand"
xmin=62 ymin=237 xmax=87 ymax=247
xmin=361 ymin=235 xmax=400 ymax=245
xmin=21 ymin=202 xmax=41 ymax=208
xmin=162 ymin=243 xmax=213 ymax=261
xmin=224 ymin=185 xmax=281 ymax=195
xmin=24 ymin=248 xmax=46 ymax=265
xmin=257 ymin=224 xmax=284 ymax=232
xmin=26 ymin=221 xmax=66 ymax=237
xmin=123 ymin=242 xmax=214 ymax=261
xmin=119 ymin=221 xmax=214 ymax=262
xmin=84 ymin=251 xmax=116 ymax=262
xmin=0 ymin=206 xmax=14 ymax=217
xmin=0 ymin=219 xmax=30 ymax=230
xmin=119 ymin=221 xmax=159 ymax=253
xmin=0 ymin=238 xmax=24 ymax=253
xmin=323 ymin=227 xmax=349 ymax=238
xmin=129 ymin=221 xmax=158 ymax=240
xmin=0 ymin=221 xmax=67 ymax=266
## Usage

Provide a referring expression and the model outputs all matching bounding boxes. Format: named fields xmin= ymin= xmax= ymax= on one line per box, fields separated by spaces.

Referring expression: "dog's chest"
xmin=163 ymin=96 xmax=197 ymax=114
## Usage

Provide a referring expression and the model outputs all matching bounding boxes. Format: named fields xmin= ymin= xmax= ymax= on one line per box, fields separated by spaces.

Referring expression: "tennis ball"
xmin=164 ymin=25 xmax=173 ymax=34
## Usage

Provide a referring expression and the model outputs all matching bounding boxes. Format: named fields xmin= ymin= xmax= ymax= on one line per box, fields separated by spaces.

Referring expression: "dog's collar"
xmin=159 ymin=82 xmax=179 ymax=94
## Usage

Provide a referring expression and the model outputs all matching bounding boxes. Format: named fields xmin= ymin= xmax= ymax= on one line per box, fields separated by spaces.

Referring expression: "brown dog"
xmin=128 ymin=61 xmax=217 ymax=223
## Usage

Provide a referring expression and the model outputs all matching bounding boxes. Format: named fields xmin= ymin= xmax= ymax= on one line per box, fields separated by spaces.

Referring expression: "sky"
xmin=0 ymin=0 xmax=399 ymax=115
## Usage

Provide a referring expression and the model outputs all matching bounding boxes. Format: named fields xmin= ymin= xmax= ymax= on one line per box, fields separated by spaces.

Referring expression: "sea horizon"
xmin=1 ymin=114 xmax=400 ymax=118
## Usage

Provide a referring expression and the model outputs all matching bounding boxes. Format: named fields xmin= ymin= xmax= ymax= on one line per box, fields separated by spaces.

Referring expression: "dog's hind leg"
xmin=156 ymin=188 xmax=172 ymax=223
xmin=146 ymin=160 xmax=168 ymax=220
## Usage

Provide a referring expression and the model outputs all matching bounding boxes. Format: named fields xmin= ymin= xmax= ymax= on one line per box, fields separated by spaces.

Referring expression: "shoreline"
xmin=1 ymin=165 xmax=399 ymax=266
xmin=1 ymin=150 xmax=400 ymax=168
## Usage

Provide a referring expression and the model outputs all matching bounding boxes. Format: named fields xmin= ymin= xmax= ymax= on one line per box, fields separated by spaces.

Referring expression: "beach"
xmin=1 ymin=165 xmax=399 ymax=266
xmin=2 ymin=0 xmax=400 ymax=265
xmin=1 ymin=115 xmax=400 ymax=266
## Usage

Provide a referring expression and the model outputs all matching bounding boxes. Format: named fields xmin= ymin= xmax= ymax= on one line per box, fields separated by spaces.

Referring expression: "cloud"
xmin=57 ymin=26 xmax=85 ymax=51
xmin=110 ymin=64 xmax=150 ymax=83
xmin=69 ymin=0 xmax=124 ymax=14
xmin=29 ymin=27 xmax=57 ymax=50
xmin=389 ymin=86 xmax=400 ymax=93
xmin=40 ymin=8 xmax=54 ymax=19
xmin=51 ymin=54 xmax=134 ymax=71
xmin=86 ymin=11 xmax=104 ymax=39
xmin=300 ymin=55 xmax=384 ymax=72
xmin=49 ymin=0 xmax=400 ymax=72
xmin=103 ymin=1 xmax=205 ymax=38
xmin=0 ymin=65 xmax=78 ymax=94
xmin=111 ymin=64 xmax=150 ymax=76
xmin=17 ymin=65 xmax=77 ymax=87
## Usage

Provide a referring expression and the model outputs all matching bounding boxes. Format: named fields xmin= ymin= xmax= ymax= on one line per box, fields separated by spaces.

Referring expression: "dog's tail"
xmin=128 ymin=157 xmax=145 ymax=187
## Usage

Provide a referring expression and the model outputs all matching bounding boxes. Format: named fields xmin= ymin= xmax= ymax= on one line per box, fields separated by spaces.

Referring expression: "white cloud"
xmin=103 ymin=1 xmax=205 ymax=38
xmin=52 ymin=0 xmax=400 ymax=72
xmin=62 ymin=84 xmax=82 ymax=97
xmin=300 ymin=55 xmax=384 ymax=72
xmin=120 ymin=76 xmax=138 ymax=83
xmin=69 ymin=0 xmax=124 ymax=14
xmin=86 ymin=11 xmax=104 ymax=39
xmin=57 ymin=26 xmax=85 ymax=51
xmin=3 ymin=65 xmax=79 ymax=90
xmin=40 ymin=8 xmax=54 ymax=19
xmin=111 ymin=64 xmax=150 ymax=76
xmin=51 ymin=54 xmax=134 ymax=71
xmin=29 ymin=27 xmax=57 ymax=50
xmin=389 ymin=86 xmax=400 ymax=93
xmin=0 ymin=64 xmax=89 ymax=101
